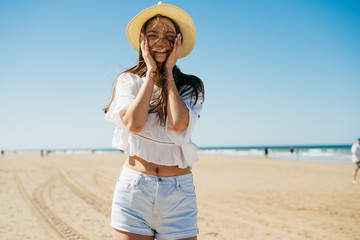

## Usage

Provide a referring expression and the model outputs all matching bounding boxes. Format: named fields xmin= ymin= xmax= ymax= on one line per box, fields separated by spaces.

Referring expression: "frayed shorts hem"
xmin=111 ymin=222 xmax=198 ymax=240
xmin=111 ymin=222 xmax=154 ymax=237
xmin=156 ymin=229 xmax=198 ymax=240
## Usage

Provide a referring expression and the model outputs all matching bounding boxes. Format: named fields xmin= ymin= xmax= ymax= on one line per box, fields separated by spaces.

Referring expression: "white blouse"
xmin=104 ymin=72 xmax=203 ymax=168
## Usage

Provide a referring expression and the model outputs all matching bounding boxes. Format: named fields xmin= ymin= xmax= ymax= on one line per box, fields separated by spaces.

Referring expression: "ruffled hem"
xmin=111 ymin=130 xmax=199 ymax=169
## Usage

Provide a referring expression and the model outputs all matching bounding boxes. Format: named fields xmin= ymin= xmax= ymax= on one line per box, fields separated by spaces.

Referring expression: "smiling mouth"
xmin=152 ymin=47 xmax=171 ymax=54
xmin=152 ymin=51 xmax=170 ymax=56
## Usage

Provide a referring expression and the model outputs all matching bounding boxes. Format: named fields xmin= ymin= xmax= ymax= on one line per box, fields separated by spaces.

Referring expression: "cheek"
xmin=147 ymin=39 xmax=156 ymax=48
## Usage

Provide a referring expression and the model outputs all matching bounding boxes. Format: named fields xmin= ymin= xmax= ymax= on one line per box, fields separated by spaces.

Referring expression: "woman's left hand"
xmin=164 ymin=33 xmax=182 ymax=72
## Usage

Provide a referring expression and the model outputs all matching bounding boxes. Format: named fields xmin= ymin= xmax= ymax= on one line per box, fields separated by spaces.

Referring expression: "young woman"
xmin=104 ymin=2 xmax=204 ymax=240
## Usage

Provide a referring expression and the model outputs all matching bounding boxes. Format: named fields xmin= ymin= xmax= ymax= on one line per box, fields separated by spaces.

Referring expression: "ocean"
xmin=6 ymin=144 xmax=353 ymax=164
xmin=198 ymin=145 xmax=353 ymax=163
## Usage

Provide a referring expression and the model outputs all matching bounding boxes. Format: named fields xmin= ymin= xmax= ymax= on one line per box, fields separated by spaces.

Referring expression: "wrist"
xmin=164 ymin=63 xmax=173 ymax=72
xmin=146 ymin=70 xmax=157 ymax=80
xmin=147 ymin=67 xmax=157 ymax=73
xmin=164 ymin=68 xmax=173 ymax=76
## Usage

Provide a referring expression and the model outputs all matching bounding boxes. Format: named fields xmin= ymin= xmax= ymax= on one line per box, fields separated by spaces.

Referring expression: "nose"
xmin=157 ymin=38 xmax=168 ymax=45
xmin=154 ymin=37 xmax=171 ymax=47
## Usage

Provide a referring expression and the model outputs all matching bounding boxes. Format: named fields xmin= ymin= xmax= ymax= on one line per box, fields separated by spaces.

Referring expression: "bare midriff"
xmin=125 ymin=155 xmax=191 ymax=177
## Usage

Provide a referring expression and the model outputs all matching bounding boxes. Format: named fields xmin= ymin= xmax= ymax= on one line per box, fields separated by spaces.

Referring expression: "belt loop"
xmin=175 ymin=177 xmax=180 ymax=190
xmin=134 ymin=173 xmax=141 ymax=186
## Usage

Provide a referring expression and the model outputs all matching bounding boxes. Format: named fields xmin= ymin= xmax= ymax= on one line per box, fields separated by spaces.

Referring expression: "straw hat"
xmin=126 ymin=1 xmax=196 ymax=59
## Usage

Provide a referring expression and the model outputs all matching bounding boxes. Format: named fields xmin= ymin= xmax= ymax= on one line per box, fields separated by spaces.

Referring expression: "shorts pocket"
xmin=115 ymin=175 xmax=137 ymax=193
xmin=179 ymin=181 xmax=196 ymax=198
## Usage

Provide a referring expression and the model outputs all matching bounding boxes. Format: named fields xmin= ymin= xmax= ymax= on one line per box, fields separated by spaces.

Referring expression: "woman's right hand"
xmin=140 ymin=36 xmax=157 ymax=73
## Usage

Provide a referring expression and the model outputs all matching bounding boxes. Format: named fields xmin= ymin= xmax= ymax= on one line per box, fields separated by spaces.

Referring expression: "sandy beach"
xmin=0 ymin=153 xmax=359 ymax=240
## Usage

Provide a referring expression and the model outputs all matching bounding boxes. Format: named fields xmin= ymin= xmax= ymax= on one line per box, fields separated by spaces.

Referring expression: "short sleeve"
xmin=182 ymin=92 xmax=203 ymax=123
xmin=182 ymin=92 xmax=204 ymax=141
xmin=104 ymin=73 xmax=140 ymax=129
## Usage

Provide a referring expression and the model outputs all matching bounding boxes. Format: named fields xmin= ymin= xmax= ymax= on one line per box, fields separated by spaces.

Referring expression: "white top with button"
xmin=105 ymin=73 xmax=203 ymax=168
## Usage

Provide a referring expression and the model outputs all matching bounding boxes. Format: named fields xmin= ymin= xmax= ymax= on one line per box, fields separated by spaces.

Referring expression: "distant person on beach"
xmin=351 ymin=138 xmax=360 ymax=184
xmin=295 ymin=148 xmax=299 ymax=159
xmin=104 ymin=2 xmax=204 ymax=240
xmin=1 ymin=150 xmax=4 ymax=155
xmin=290 ymin=146 xmax=294 ymax=155
xmin=264 ymin=148 xmax=268 ymax=157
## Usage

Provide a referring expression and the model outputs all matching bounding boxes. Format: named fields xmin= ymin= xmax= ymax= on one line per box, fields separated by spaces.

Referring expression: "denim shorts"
xmin=110 ymin=166 xmax=198 ymax=240
xmin=355 ymin=161 xmax=360 ymax=169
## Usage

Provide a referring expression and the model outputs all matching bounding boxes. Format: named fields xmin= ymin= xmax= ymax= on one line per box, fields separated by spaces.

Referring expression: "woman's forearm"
xmin=121 ymin=71 xmax=156 ymax=133
xmin=165 ymin=69 xmax=189 ymax=132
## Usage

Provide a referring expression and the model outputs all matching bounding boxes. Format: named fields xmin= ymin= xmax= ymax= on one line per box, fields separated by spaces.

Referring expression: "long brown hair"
xmin=104 ymin=15 xmax=204 ymax=126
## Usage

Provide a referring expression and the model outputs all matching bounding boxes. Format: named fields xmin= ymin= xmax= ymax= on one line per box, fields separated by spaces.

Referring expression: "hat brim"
xmin=126 ymin=4 xmax=196 ymax=59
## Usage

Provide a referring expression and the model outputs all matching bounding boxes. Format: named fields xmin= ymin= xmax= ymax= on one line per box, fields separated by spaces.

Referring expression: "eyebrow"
xmin=146 ymin=30 xmax=158 ymax=34
xmin=146 ymin=29 xmax=176 ymax=34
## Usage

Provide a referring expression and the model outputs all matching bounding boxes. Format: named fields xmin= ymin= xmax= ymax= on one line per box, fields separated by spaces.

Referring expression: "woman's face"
xmin=145 ymin=17 xmax=177 ymax=63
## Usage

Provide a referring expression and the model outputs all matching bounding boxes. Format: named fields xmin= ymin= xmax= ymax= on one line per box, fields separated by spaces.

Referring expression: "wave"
xmin=198 ymin=147 xmax=352 ymax=163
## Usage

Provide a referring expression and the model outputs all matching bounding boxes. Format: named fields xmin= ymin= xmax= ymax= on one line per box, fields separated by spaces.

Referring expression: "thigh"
xmin=113 ymin=228 xmax=154 ymax=240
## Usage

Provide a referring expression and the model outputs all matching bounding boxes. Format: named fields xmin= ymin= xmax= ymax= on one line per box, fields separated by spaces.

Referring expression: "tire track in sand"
xmin=14 ymin=173 xmax=99 ymax=240
xmin=59 ymin=170 xmax=111 ymax=217
xmin=13 ymin=174 xmax=62 ymax=240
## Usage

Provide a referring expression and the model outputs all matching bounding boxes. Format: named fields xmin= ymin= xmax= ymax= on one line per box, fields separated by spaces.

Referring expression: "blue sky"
xmin=1 ymin=0 xmax=359 ymax=150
